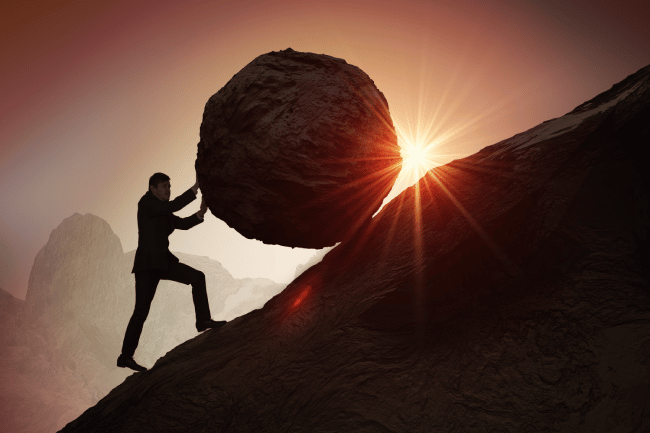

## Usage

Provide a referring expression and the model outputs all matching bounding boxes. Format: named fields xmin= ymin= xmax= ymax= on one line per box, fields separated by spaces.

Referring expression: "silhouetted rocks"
xmin=61 ymin=64 xmax=650 ymax=432
xmin=196 ymin=48 xmax=401 ymax=248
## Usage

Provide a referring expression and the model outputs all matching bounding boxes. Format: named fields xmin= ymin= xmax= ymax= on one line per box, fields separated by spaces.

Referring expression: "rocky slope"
xmin=0 ymin=214 xmax=283 ymax=433
xmin=61 ymin=63 xmax=650 ymax=432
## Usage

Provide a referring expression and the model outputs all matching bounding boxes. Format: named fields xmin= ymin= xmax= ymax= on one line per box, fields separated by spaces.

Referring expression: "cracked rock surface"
xmin=195 ymin=48 xmax=401 ymax=248
xmin=62 ymin=64 xmax=650 ymax=432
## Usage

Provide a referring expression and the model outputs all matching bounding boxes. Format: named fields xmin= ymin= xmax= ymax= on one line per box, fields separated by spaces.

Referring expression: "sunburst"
xmin=400 ymin=139 xmax=437 ymax=182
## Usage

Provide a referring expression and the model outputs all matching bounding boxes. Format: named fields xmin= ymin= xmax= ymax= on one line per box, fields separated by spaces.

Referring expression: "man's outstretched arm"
xmin=173 ymin=197 xmax=208 ymax=230
xmin=142 ymin=175 xmax=200 ymax=216
xmin=141 ymin=188 xmax=196 ymax=216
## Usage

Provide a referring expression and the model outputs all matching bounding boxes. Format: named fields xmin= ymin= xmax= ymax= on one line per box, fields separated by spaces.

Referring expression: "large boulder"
xmin=195 ymin=48 xmax=401 ymax=248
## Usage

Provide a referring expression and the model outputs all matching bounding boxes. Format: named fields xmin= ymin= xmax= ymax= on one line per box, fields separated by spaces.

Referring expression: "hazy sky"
xmin=1 ymin=0 xmax=649 ymax=300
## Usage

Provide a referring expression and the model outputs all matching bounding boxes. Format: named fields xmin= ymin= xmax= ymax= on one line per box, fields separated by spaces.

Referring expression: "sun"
xmin=402 ymin=143 xmax=432 ymax=172
xmin=400 ymin=140 xmax=436 ymax=182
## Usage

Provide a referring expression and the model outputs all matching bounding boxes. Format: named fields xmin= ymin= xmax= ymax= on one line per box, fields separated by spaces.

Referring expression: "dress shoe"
xmin=117 ymin=354 xmax=147 ymax=372
xmin=197 ymin=318 xmax=227 ymax=332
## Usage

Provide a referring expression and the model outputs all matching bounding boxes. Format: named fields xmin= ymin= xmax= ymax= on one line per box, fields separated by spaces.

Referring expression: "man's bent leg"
xmin=121 ymin=271 xmax=160 ymax=358
xmin=163 ymin=262 xmax=211 ymax=324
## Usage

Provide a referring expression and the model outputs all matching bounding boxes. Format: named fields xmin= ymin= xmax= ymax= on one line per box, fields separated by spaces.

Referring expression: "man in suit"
xmin=117 ymin=172 xmax=226 ymax=372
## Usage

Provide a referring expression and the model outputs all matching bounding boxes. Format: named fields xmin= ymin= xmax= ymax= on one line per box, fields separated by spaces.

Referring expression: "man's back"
xmin=132 ymin=188 xmax=198 ymax=273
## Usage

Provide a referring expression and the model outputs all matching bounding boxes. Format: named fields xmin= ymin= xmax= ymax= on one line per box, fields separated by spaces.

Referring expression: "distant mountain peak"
xmin=47 ymin=212 xmax=121 ymax=246
xmin=0 ymin=286 xmax=24 ymax=314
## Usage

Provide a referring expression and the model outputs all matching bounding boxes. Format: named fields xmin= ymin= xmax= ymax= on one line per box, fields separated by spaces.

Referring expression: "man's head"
xmin=149 ymin=172 xmax=171 ymax=201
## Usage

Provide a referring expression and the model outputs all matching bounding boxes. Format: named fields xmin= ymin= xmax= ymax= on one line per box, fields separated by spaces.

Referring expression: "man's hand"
xmin=197 ymin=196 xmax=208 ymax=220
xmin=191 ymin=173 xmax=200 ymax=195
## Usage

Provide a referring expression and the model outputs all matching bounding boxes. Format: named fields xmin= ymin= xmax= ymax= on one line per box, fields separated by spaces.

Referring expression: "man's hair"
xmin=149 ymin=172 xmax=170 ymax=189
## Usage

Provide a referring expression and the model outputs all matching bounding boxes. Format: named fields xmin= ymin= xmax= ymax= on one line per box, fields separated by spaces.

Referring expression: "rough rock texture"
xmin=196 ymin=48 xmax=401 ymax=248
xmin=0 ymin=213 xmax=283 ymax=433
xmin=62 ymin=64 xmax=650 ymax=433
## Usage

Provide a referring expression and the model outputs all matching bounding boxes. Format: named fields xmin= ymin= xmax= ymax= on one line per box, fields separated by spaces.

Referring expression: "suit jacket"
xmin=132 ymin=188 xmax=203 ymax=273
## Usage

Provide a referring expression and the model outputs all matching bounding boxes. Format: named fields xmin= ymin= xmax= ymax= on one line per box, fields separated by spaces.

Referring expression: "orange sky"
xmin=1 ymin=0 xmax=649 ymax=299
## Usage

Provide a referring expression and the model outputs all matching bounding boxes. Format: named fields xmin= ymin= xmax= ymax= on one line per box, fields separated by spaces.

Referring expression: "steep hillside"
xmin=62 ymin=64 xmax=650 ymax=432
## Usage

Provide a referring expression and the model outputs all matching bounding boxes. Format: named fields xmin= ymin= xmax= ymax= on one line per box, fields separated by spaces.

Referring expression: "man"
xmin=117 ymin=172 xmax=226 ymax=372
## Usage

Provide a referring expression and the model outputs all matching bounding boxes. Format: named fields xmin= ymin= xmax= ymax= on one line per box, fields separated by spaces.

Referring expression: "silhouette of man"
xmin=117 ymin=172 xmax=226 ymax=372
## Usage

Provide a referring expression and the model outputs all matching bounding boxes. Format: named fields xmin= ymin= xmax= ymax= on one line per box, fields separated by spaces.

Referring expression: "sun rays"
xmin=283 ymin=47 xmax=532 ymax=323
xmin=401 ymin=140 xmax=436 ymax=179
xmin=345 ymin=61 xmax=531 ymax=324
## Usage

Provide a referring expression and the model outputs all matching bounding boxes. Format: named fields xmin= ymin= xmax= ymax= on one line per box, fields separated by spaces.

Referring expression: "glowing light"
xmin=292 ymin=286 xmax=311 ymax=307
xmin=401 ymin=141 xmax=436 ymax=178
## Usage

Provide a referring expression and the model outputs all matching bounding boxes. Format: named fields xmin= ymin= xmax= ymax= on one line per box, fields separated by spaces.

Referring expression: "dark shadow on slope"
xmin=358 ymin=103 xmax=650 ymax=341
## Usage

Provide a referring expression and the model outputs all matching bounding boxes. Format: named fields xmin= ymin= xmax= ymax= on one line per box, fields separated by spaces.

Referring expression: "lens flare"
xmin=292 ymin=286 xmax=311 ymax=308
xmin=400 ymin=140 xmax=436 ymax=180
